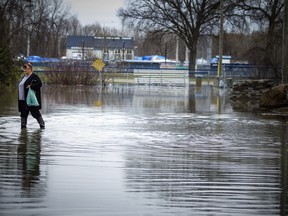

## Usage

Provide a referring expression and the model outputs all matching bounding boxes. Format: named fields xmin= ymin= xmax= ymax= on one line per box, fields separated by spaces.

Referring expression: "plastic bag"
xmin=26 ymin=88 xmax=39 ymax=106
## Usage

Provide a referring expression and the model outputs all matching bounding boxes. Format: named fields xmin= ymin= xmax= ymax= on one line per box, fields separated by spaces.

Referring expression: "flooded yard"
xmin=0 ymin=84 xmax=287 ymax=216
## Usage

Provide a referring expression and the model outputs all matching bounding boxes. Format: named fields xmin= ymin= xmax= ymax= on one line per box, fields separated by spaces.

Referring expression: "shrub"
xmin=0 ymin=45 xmax=21 ymax=89
xmin=46 ymin=60 xmax=110 ymax=86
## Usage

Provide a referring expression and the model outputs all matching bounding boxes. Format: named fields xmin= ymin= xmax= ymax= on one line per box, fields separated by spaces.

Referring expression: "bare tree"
xmin=0 ymin=0 xmax=34 ymax=53
xmin=118 ymin=0 xmax=225 ymax=71
xmin=68 ymin=15 xmax=82 ymax=35
xmin=80 ymin=22 xmax=129 ymax=38
xmin=235 ymin=0 xmax=284 ymax=73
xmin=0 ymin=0 xmax=74 ymax=58
xmin=29 ymin=0 xmax=73 ymax=57
xmin=137 ymin=30 xmax=176 ymax=60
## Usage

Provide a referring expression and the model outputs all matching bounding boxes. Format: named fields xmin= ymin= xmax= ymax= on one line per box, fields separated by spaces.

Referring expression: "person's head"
xmin=23 ymin=62 xmax=33 ymax=75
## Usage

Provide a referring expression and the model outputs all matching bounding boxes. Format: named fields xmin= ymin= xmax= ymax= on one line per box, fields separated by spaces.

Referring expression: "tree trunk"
xmin=283 ymin=1 xmax=288 ymax=84
xmin=187 ymin=40 xmax=197 ymax=72
xmin=265 ymin=24 xmax=275 ymax=67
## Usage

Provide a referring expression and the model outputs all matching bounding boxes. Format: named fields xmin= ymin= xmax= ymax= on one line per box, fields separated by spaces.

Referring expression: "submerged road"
xmin=0 ymin=84 xmax=287 ymax=215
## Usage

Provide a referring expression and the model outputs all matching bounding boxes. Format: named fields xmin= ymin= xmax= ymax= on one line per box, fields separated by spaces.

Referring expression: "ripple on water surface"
xmin=0 ymin=85 xmax=287 ymax=215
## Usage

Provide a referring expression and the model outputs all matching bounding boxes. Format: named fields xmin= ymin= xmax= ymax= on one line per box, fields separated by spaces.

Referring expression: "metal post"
xmin=217 ymin=0 xmax=224 ymax=80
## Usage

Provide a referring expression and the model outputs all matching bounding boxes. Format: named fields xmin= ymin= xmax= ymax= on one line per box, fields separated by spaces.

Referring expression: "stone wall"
xmin=259 ymin=84 xmax=288 ymax=108
xmin=229 ymin=79 xmax=276 ymax=100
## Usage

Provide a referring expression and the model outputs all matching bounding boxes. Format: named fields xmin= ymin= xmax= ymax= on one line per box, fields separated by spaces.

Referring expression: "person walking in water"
xmin=18 ymin=62 xmax=45 ymax=129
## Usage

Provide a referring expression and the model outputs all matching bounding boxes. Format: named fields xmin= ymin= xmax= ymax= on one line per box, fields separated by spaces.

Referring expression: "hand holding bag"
xmin=26 ymin=88 xmax=39 ymax=106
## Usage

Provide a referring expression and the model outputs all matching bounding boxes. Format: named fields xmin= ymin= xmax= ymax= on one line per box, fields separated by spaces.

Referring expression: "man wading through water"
xmin=18 ymin=62 xmax=45 ymax=129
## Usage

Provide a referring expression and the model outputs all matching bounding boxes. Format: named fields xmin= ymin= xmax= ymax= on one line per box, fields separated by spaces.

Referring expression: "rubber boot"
xmin=21 ymin=117 xmax=27 ymax=129
xmin=36 ymin=116 xmax=45 ymax=129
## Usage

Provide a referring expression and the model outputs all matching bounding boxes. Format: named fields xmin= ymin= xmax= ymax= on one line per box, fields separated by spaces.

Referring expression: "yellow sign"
xmin=92 ymin=59 xmax=105 ymax=71
xmin=94 ymin=100 xmax=103 ymax=107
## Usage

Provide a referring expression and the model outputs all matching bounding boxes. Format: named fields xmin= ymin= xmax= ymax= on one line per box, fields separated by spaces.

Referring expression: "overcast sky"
xmin=63 ymin=0 xmax=125 ymax=28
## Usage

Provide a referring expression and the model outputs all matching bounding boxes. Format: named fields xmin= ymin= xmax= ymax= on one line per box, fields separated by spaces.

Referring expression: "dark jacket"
xmin=18 ymin=73 xmax=43 ymax=112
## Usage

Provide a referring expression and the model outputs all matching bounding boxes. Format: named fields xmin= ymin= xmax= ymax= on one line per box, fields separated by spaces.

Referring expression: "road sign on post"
xmin=92 ymin=59 xmax=105 ymax=71
xmin=92 ymin=59 xmax=105 ymax=86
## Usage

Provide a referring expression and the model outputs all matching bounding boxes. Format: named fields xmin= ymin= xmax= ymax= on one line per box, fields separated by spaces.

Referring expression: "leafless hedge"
xmin=46 ymin=61 xmax=110 ymax=86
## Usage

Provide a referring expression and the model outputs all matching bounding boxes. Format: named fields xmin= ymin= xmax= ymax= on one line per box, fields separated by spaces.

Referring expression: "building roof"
xmin=67 ymin=36 xmax=95 ymax=48
xmin=66 ymin=36 xmax=134 ymax=49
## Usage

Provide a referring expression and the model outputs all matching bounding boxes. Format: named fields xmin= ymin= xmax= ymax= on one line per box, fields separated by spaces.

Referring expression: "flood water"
xmin=0 ymin=84 xmax=287 ymax=216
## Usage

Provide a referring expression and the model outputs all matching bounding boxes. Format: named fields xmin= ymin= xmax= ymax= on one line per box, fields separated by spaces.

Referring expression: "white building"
xmin=66 ymin=35 xmax=135 ymax=61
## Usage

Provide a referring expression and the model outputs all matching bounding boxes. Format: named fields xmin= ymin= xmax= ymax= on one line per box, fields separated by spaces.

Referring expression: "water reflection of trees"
xmin=42 ymin=85 xmax=134 ymax=109
xmin=41 ymin=85 xmax=235 ymax=115
xmin=43 ymin=85 xmax=101 ymax=107
xmin=133 ymin=86 xmax=189 ymax=113
xmin=280 ymin=122 xmax=288 ymax=216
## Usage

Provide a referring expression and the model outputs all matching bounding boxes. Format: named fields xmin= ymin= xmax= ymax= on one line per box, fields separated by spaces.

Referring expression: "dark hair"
xmin=23 ymin=62 xmax=33 ymax=69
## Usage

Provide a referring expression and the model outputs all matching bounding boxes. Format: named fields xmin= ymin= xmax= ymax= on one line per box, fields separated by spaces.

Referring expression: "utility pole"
xmin=282 ymin=0 xmax=288 ymax=84
xmin=217 ymin=0 xmax=224 ymax=80
xmin=82 ymin=40 xmax=85 ymax=61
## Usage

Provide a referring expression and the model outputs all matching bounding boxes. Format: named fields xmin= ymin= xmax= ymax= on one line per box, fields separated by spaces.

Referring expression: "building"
xmin=66 ymin=35 xmax=135 ymax=61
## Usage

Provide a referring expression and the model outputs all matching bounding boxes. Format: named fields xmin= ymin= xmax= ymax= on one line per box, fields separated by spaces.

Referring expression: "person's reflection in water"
xmin=17 ymin=129 xmax=42 ymax=193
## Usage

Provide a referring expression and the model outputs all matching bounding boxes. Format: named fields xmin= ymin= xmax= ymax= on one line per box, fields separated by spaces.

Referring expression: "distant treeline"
xmin=0 ymin=0 xmax=284 ymax=86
